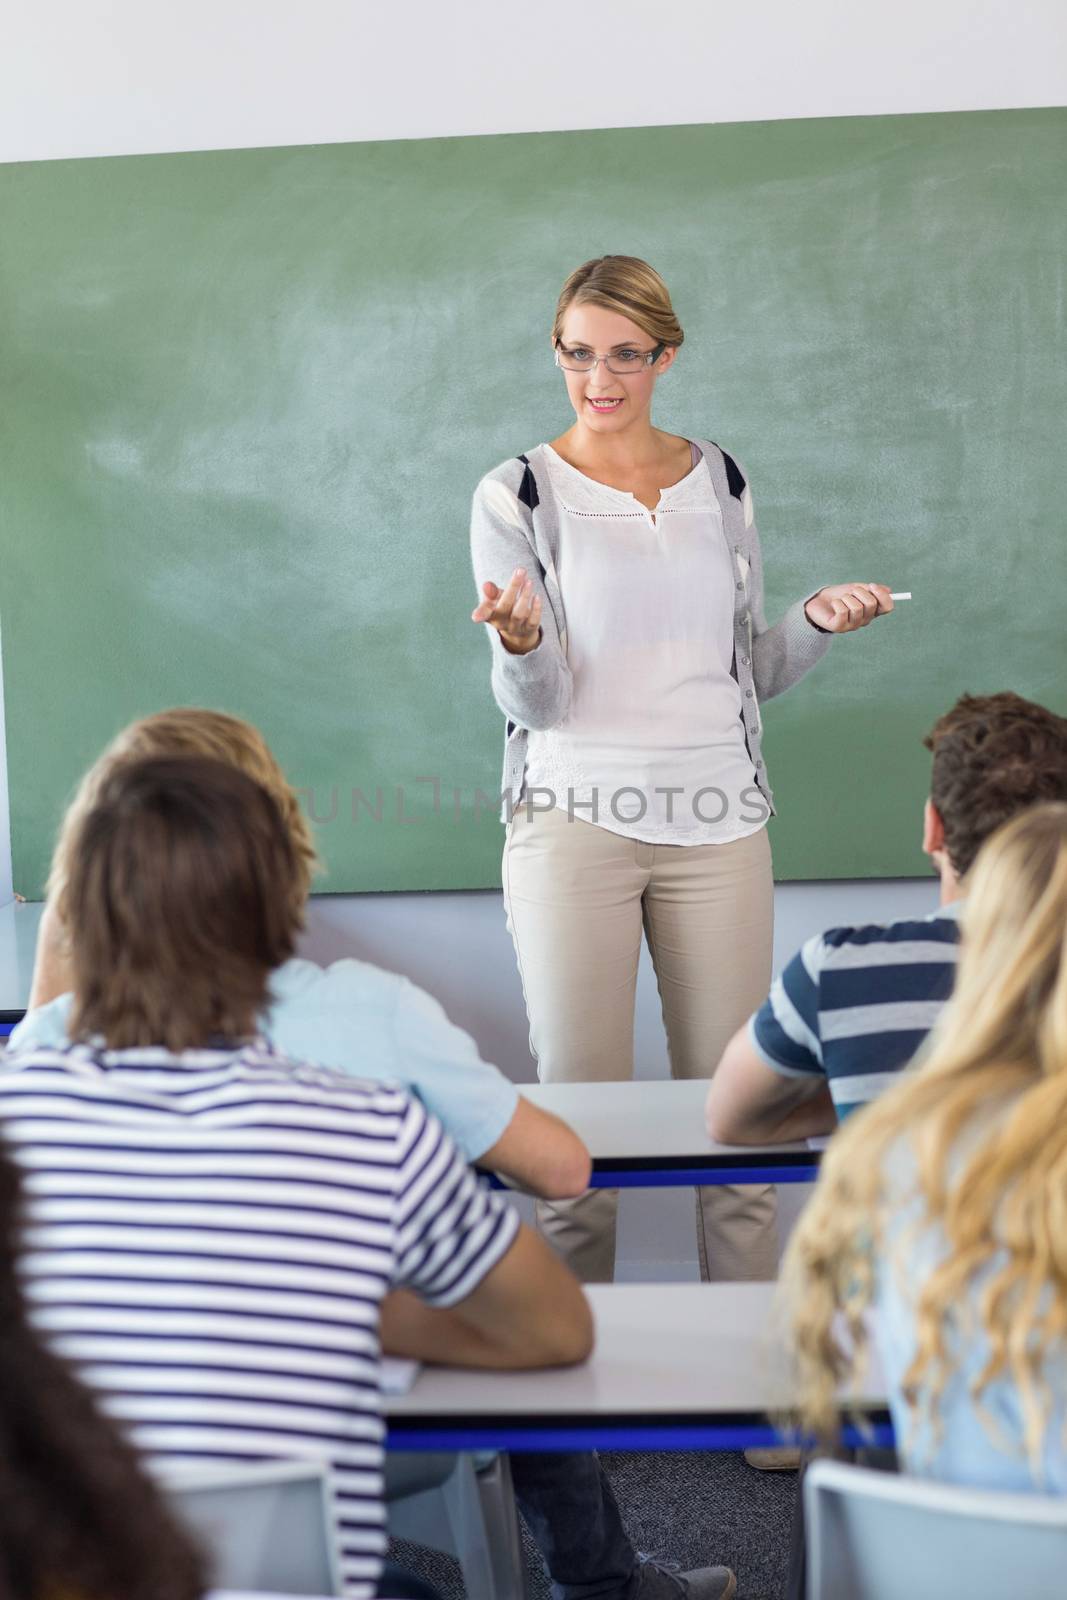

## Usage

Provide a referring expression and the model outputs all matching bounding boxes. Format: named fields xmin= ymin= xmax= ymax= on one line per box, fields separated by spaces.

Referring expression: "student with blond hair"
xmin=13 ymin=707 xmax=590 ymax=1199
xmin=2 ymin=753 xmax=591 ymax=1600
xmin=471 ymin=252 xmax=896 ymax=1285
xmin=782 ymin=802 xmax=1067 ymax=1487
xmin=13 ymin=712 xmax=736 ymax=1598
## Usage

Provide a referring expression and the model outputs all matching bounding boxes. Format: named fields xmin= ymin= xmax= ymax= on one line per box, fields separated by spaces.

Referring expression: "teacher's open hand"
xmin=472 ymin=566 xmax=543 ymax=655
xmin=804 ymin=582 xmax=894 ymax=634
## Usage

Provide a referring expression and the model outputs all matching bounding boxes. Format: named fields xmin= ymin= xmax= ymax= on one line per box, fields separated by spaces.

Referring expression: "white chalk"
xmin=889 ymin=591 xmax=912 ymax=600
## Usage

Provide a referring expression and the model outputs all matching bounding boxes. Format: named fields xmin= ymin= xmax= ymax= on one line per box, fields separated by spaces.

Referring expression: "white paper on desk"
xmin=380 ymin=1357 xmax=421 ymax=1394
xmin=806 ymin=1136 xmax=831 ymax=1151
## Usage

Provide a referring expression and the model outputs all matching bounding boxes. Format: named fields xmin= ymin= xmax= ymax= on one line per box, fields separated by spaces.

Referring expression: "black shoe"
xmin=634 ymin=1553 xmax=738 ymax=1598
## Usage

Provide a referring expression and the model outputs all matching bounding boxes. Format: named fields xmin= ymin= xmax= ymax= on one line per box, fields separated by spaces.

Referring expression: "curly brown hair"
xmin=924 ymin=692 xmax=1067 ymax=879
xmin=0 ymin=1141 xmax=208 ymax=1600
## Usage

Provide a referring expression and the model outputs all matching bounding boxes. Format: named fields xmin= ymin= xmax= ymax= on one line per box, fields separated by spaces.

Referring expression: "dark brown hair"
xmin=924 ymin=692 xmax=1067 ymax=878
xmin=68 ymin=756 xmax=304 ymax=1051
xmin=0 ymin=1141 xmax=207 ymax=1600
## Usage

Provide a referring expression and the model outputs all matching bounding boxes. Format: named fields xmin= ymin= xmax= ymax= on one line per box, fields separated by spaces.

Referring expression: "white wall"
xmin=1 ymin=0 xmax=1058 ymax=1272
xmin=3 ymin=0 xmax=1066 ymax=163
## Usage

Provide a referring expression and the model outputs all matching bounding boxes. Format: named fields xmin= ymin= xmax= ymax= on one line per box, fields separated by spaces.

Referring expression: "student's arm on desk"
xmin=478 ymin=1096 xmax=592 ymax=1199
xmin=387 ymin=974 xmax=588 ymax=1199
xmin=381 ymin=1226 xmax=593 ymax=1370
xmin=705 ymin=1022 xmax=836 ymax=1145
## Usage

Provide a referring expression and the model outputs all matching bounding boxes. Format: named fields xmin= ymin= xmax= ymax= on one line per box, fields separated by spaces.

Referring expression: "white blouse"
xmin=523 ymin=444 xmax=764 ymax=847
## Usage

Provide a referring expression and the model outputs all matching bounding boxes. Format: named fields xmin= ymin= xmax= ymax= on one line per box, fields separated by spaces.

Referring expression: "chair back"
xmin=164 ymin=1460 xmax=342 ymax=1596
xmin=806 ymin=1458 xmax=1067 ymax=1600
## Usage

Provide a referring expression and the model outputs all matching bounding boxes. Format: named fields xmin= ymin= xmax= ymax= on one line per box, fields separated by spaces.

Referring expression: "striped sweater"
xmin=0 ymin=1041 xmax=519 ymax=1598
xmin=750 ymin=902 xmax=962 ymax=1118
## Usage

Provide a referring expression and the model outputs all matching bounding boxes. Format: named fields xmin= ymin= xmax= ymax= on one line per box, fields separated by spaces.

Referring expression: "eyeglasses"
xmin=554 ymin=341 xmax=667 ymax=376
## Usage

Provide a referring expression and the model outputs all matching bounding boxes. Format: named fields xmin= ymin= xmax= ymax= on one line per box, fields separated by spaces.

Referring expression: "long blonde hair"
xmin=780 ymin=803 xmax=1067 ymax=1464
xmin=48 ymin=709 xmax=318 ymax=935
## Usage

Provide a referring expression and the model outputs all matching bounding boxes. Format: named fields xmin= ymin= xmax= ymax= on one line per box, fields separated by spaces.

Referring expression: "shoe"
xmin=744 ymin=1445 xmax=802 ymax=1471
xmin=634 ymin=1553 xmax=738 ymax=1598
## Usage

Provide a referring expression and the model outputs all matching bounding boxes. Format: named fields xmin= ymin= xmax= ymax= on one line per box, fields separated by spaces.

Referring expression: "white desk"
xmin=519 ymin=1080 xmax=820 ymax=1187
xmin=385 ymin=1282 xmax=889 ymax=1452
xmin=2 ymin=915 xmax=815 ymax=1183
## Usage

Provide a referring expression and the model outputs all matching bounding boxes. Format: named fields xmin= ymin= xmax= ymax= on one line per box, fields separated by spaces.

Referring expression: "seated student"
xmin=11 ymin=707 xmax=590 ymax=1199
xmin=13 ymin=713 xmax=735 ymax=1600
xmin=0 ymin=754 xmax=592 ymax=1600
xmin=706 ymin=692 xmax=1067 ymax=1144
xmin=782 ymin=802 xmax=1067 ymax=1490
xmin=0 ymin=1136 xmax=208 ymax=1600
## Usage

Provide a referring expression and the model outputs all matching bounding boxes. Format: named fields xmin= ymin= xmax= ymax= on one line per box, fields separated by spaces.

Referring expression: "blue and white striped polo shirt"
xmin=750 ymin=903 xmax=962 ymax=1120
xmin=0 ymin=1041 xmax=519 ymax=1599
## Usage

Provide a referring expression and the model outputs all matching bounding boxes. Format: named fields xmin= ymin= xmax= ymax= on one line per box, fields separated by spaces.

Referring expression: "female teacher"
xmin=470 ymin=255 xmax=893 ymax=1284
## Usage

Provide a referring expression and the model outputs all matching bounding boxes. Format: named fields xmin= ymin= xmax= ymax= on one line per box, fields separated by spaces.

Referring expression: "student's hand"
xmin=381 ymin=1226 xmax=593 ymax=1370
xmin=478 ymin=1098 xmax=592 ymax=1199
xmin=804 ymin=583 xmax=894 ymax=634
xmin=705 ymin=1025 xmax=837 ymax=1145
xmin=472 ymin=568 xmax=543 ymax=655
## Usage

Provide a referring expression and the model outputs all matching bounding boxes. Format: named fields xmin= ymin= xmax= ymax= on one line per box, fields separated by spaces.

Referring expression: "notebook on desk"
xmin=380 ymin=1357 xmax=420 ymax=1394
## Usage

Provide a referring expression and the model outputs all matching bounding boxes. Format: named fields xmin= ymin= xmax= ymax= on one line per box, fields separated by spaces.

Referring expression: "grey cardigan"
xmin=470 ymin=439 xmax=831 ymax=819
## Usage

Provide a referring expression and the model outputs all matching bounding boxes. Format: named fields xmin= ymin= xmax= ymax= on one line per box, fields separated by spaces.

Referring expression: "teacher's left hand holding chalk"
xmin=804 ymin=581 xmax=896 ymax=634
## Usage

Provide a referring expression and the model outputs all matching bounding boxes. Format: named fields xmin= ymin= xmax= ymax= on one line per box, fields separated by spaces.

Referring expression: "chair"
xmin=805 ymin=1457 xmax=1067 ymax=1600
xmin=386 ymin=1451 xmax=527 ymax=1599
xmin=163 ymin=1460 xmax=342 ymax=1596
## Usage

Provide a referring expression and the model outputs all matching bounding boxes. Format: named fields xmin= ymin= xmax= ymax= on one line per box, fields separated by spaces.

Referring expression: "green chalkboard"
xmin=2 ymin=109 xmax=1065 ymax=896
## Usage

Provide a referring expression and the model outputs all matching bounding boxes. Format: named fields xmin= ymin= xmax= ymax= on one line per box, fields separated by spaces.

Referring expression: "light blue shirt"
xmin=875 ymin=1133 xmax=1067 ymax=1492
xmin=7 ymin=956 xmax=520 ymax=1164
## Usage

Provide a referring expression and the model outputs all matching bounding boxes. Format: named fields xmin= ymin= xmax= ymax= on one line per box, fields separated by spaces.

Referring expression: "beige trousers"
xmin=503 ymin=805 xmax=777 ymax=1284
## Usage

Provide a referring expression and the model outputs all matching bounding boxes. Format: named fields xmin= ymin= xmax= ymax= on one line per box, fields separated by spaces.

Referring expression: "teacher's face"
xmin=556 ymin=303 xmax=675 ymax=433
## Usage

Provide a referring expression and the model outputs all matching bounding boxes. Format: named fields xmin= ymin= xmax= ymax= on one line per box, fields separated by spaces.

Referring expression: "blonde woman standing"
xmin=782 ymin=802 xmax=1067 ymax=1485
xmin=471 ymin=255 xmax=895 ymax=1283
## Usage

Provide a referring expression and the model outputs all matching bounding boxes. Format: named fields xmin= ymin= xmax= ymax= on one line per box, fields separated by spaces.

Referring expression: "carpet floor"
xmin=389 ymin=1450 xmax=797 ymax=1600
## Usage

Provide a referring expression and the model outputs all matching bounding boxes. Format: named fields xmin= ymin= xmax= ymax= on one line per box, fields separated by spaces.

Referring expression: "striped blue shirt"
xmin=750 ymin=903 xmax=962 ymax=1119
xmin=0 ymin=1041 xmax=520 ymax=1599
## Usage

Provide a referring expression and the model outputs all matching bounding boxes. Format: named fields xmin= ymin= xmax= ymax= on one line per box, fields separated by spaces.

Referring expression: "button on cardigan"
xmin=470 ymin=439 xmax=832 ymax=821
xmin=522 ymin=443 xmax=763 ymax=845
